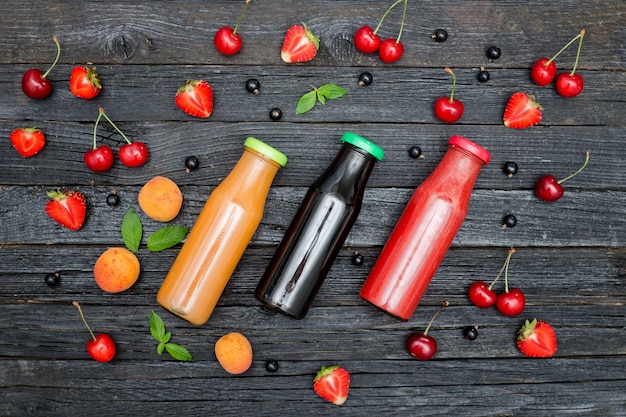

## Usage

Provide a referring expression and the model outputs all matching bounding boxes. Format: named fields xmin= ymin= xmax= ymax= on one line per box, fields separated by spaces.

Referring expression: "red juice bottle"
xmin=360 ymin=136 xmax=490 ymax=320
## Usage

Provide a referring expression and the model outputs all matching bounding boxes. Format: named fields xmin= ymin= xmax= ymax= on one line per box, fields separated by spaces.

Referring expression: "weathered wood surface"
xmin=1 ymin=0 xmax=625 ymax=416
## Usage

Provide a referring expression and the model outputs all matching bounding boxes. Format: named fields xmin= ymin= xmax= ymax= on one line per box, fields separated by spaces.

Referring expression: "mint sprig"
xmin=296 ymin=84 xmax=348 ymax=114
xmin=147 ymin=225 xmax=189 ymax=252
xmin=150 ymin=311 xmax=193 ymax=362
xmin=122 ymin=207 xmax=142 ymax=252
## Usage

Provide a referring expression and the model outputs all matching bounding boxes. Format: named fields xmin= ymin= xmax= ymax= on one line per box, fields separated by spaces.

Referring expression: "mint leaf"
xmin=150 ymin=310 xmax=166 ymax=342
xmin=157 ymin=342 xmax=165 ymax=356
xmin=296 ymin=90 xmax=317 ymax=114
xmin=317 ymin=84 xmax=348 ymax=100
xmin=122 ymin=206 xmax=142 ymax=252
xmin=147 ymin=226 xmax=189 ymax=252
xmin=165 ymin=343 xmax=194 ymax=362
xmin=316 ymin=88 xmax=326 ymax=105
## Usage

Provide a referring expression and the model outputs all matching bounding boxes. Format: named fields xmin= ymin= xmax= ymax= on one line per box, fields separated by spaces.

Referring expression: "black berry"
xmin=502 ymin=214 xmax=517 ymax=228
xmin=432 ymin=29 xmax=448 ymax=42
xmin=265 ymin=359 xmax=279 ymax=372
xmin=185 ymin=156 xmax=199 ymax=171
xmin=503 ymin=161 xmax=518 ymax=177
xmin=351 ymin=253 xmax=364 ymax=266
xmin=245 ymin=78 xmax=260 ymax=94
xmin=463 ymin=326 xmax=478 ymax=341
xmin=106 ymin=193 xmax=120 ymax=207
xmin=487 ymin=46 xmax=501 ymax=59
xmin=408 ymin=146 xmax=422 ymax=159
xmin=269 ymin=108 xmax=282 ymax=121
xmin=477 ymin=70 xmax=490 ymax=82
xmin=45 ymin=272 xmax=60 ymax=287
xmin=358 ymin=72 xmax=373 ymax=86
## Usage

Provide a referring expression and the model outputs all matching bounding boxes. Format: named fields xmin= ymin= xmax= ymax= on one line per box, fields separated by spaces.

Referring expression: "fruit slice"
xmin=45 ymin=190 xmax=87 ymax=231
xmin=69 ymin=66 xmax=102 ymax=99
xmin=517 ymin=318 xmax=558 ymax=358
xmin=281 ymin=23 xmax=319 ymax=63
xmin=313 ymin=365 xmax=350 ymax=405
xmin=175 ymin=80 xmax=213 ymax=118
xmin=10 ymin=127 xmax=45 ymax=157
xmin=503 ymin=92 xmax=543 ymax=129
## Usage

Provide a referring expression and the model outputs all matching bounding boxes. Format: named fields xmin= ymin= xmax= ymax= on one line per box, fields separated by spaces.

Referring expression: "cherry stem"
xmin=558 ymin=150 xmax=590 ymax=184
xmin=546 ymin=29 xmax=585 ymax=66
xmin=488 ymin=247 xmax=516 ymax=290
xmin=73 ymin=301 xmax=97 ymax=342
xmin=444 ymin=67 xmax=457 ymax=102
xmin=423 ymin=300 xmax=449 ymax=336
xmin=395 ymin=0 xmax=409 ymax=43
xmin=99 ymin=107 xmax=132 ymax=144
xmin=92 ymin=110 xmax=104 ymax=150
xmin=373 ymin=0 xmax=405 ymax=35
xmin=502 ymin=247 xmax=516 ymax=293
xmin=569 ymin=28 xmax=585 ymax=76
xmin=232 ymin=0 xmax=251 ymax=36
xmin=41 ymin=36 xmax=61 ymax=79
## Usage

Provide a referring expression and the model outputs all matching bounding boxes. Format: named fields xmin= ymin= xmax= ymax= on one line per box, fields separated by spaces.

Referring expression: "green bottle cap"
xmin=341 ymin=132 xmax=384 ymax=161
xmin=244 ymin=137 xmax=288 ymax=167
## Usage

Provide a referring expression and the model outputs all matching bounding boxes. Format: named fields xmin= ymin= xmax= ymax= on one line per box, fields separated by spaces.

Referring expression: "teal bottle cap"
xmin=341 ymin=132 xmax=385 ymax=161
xmin=448 ymin=135 xmax=491 ymax=164
xmin=244 ymin=137 xmax=288 ymax=167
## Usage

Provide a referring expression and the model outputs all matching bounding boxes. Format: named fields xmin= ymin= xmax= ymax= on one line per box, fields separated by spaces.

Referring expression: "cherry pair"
xmin=354 ymin=0 xmax=409 ymax=63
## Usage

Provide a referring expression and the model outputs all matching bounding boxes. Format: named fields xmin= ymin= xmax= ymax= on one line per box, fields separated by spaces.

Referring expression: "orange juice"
xmin=157 ymin=137 xmax=287 ymax=325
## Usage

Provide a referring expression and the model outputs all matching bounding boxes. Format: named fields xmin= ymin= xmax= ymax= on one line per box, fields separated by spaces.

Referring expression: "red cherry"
xmin=406 ymin=301 xmax=448 ymax=361
xmin=496 ymin=288 xmax=526 ymax=317
xmin=118 ymin=142 xmax=149 ymax=167
xmin=379 ymin=38 xmax=404 ymax=63
xmin=535 ymin=151 xmax=590 ymax=202
xmin=214 ymin=26 xmax=242 ymax=56
xmin=530 ymin=58 xmax=557 ymax=86
xmin=556 ymin=73 xmax=584 ymax=97
xmin=73 ymin=301 xmax=116 ymax=363
xmin=22 ymin=36 xmax=61 ymax=99
xmin=354 ymin=25 xmax=381 ymax=54
xmin=468 ymin=281 xmax=497 ymax=309
xmin=84 ymin=145 xmax=115 ymax=172
xmin=434 ymin=68 xmax=464 ymax=123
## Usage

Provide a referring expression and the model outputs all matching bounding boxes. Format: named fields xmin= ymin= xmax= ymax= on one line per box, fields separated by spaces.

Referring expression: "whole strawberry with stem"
xmin=378 ymin=0 xmax=409 ymax=63
xmin=406 ymin=300 xmax=449 ymax=360
xmin=556 ymin=29 xmax=586 ymax=98
xmin=214 ymin=0 xmax=252 ymax=56
xmin=97 ymin=107 xmax=149 ymax=168
xmin=434 ymin=67 xmax=464 ymax=123
xmin=73 ymin=301 xmax=116 ymax=362
xmin=22 ymin=36 xmax=61 ymax=99
xmin=354 ymin=0 xmax=405 ymax=54
xmin=535 ymin=151 xmax=590 ymax=202
xmin=468 ymin=247 xmax=516 ymax=309
xmin=495 ymin=248 xmax=525 ymax=317
xmin=531 ymin=29 xmax=585 ymax=86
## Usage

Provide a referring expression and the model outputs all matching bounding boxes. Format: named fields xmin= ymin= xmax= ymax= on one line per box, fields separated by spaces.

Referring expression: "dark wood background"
xmin=0 ymin=1 xmax=624 ymax=416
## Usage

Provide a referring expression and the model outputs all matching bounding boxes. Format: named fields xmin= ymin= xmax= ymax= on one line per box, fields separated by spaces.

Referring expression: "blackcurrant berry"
xmin=503 ymin=161 xmax=519 ymax=177
xmin=408 ymin=146 xmax=423 ymax=159
xmin=432 ymin=29 xmax=448 ymax=42
xmin=358 ymin=72 xmax=373 ymax=86
xmin=245 ymin=78 xmax=260 ymax=94
xmin=502 ymin=214 xmax=517 ymax=228
xmin=351 ymin=253 xmax=364 ymax=266
xmin=463 ymin=326 xmax=478 ymax=341
xmin=478 ymin=70 xmax=490 ymax=82
xmin=487 ymin=46 xmax=501 ymax=59
xmin=269 ymin=108 xmax=282 ymax=121
xmin=106 ymin=193 xmax=120 ymax=207
xmin=265 ymin=359 xmax=279 ymax=372
xmin=45 ymin=272 xmax=60 ymax=287
xmin=185 ymin=156 xmax=199 ymax=171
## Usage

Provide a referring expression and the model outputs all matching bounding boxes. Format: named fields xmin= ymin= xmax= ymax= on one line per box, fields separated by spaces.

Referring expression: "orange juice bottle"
xmin=157 ymin=137 xmax=287 ymax=325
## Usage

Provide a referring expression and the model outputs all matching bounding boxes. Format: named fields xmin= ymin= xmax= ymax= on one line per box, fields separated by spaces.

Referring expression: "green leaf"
xmin=149 ymin=310 xmax=166 ymax=342
xmin=296 ymin=90 xmax=317 ymax=114
xmin=316 ymin=89 xmax=326 ymax=105
xmin=165 ymin=343 xmax=194 ymax=362
xmin=157 ymin=342 xmax=165 ymax=356
xmin=317 ymin=84 xmax=348 ymax=100
xmin=147 ymin=226 xmax=189 ymax=252
xmin=122 ymin=206 xmax=142 ymax=252
xmin=163 ymin=331 xmax=171 ymax=344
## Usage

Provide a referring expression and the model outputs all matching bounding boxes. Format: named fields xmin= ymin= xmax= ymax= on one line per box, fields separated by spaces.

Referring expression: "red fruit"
xmin=378 ymin=38 xmax=404 ymax=63
xmin=95 ymin=107 xmax=148 ymax=167
xmin=22 ymin=36 xmax=61 ymax=99
xmin=468 ymin=281 xmax=497 ymax=309
xmin=535 ymin=151 xmax=590 ymax=202
xmin=517 ymin=318 xmax=557 ymax=358
xmin=496 ymin=288 xmax=525 ymax=317
xmin=84 ymin=145 xmax=114 ymax=172
xmin=175 ymin=80 xmax=214 ymax=118
xmin=214 ymin=27 xmax=242 ymax=56
xmin=406 ymin=301 xmax=448 ymax=360
xmin=280 ymin=23 xmax=319 ymax=63
xmin=10 ymin=127 xmax=46 ymax=158
xmin=69 ymin=66 xmax=102 ymax=99
xmin=73 ymin=301 xmax=116 ymax=363
xmin=530 ymin=58 xmax=557 ymax=86
xmin=45 ymin=190 xmax=87 ymax=231
xmin=434 ymin=67 xmax=464 ymax=123
xmin=313 ymin=365 xmax=350 ymax=406
xmin=503 ymin=92 xmax=543 ymax=129
xmin=556 ymin=73 xmax=584 ymax=98
xmin=354 ymin=25 xmax=381 ymax=54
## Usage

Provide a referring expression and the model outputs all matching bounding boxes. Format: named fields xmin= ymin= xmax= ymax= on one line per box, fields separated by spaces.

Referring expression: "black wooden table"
xmin=1 ymin=1 xmax=625 ymax=416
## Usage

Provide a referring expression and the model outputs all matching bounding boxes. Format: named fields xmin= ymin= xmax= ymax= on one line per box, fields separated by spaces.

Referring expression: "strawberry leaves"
xmin=122 ymin=206 xmax=188 ymax=252
xmin=296 ymin=84 xmax=348 ymax=114
xmin=150 ymin=311 xmax=193 ymax=361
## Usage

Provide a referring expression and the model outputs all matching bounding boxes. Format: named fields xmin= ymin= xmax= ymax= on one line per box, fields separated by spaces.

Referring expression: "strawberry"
xmin=313 ymin=365 xmax=350 ymax=406
xmin=517 ymin=318 xmax=558 ymax=358
xmin=45 ymin=190 xmax=87 ymax=231
xmin=175 ymin=80 xmax=213 ymax=118
xmin=503 ymin=92 xmax=543 ymax=129
xmin=10 ymin=127 xmax=45 ymax=157
xmin=69 ymin=66 xmax=102 ymax=99
xmin=281 ymin=23 xmax=319 ymax=63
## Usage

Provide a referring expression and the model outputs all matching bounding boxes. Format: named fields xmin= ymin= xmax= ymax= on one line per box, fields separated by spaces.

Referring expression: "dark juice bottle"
xmin=255 ymin=132 xmax=384 ymax=319
xmin=360 ymin=136 xmax=490 ymax=320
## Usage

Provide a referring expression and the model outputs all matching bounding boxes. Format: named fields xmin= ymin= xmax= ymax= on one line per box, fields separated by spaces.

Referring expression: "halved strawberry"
xmin=281 ymin=23 xmax=319 ymax=63
xmin=45 ymin=190 xmax=87 ymax=231
xmin=69 ymin=66 xmax=102 ymax=99
xmin=517 ymin=318 xmax=557 ymax=358
xmin=503 ymin=92 xmax=543 ymax=129
xmin=313 ymin=365 xmax=350 ymax=406
xmin=10 ymin=127 xmax=45 ymax=157
xmin=175 ymin=80 xmax=213 ymax=118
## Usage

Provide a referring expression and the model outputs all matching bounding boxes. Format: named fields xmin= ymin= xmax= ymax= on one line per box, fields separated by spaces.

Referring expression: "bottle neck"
xmin=316 ymin=143 xmax=378 ymax=196
xmin=220 ymin=147 xmax=282 ymax=195
xmin=426 ymin=145 xmax=486 ymax=193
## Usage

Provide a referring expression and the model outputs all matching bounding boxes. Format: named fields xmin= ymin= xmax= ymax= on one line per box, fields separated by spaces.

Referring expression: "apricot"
xmin=94 ymin=247 xmax=140 ymax=293
xmin=214 ymin=332 xmax=253 ymax=375
xmin=138 ymin=176 xmax=183 ymax=222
